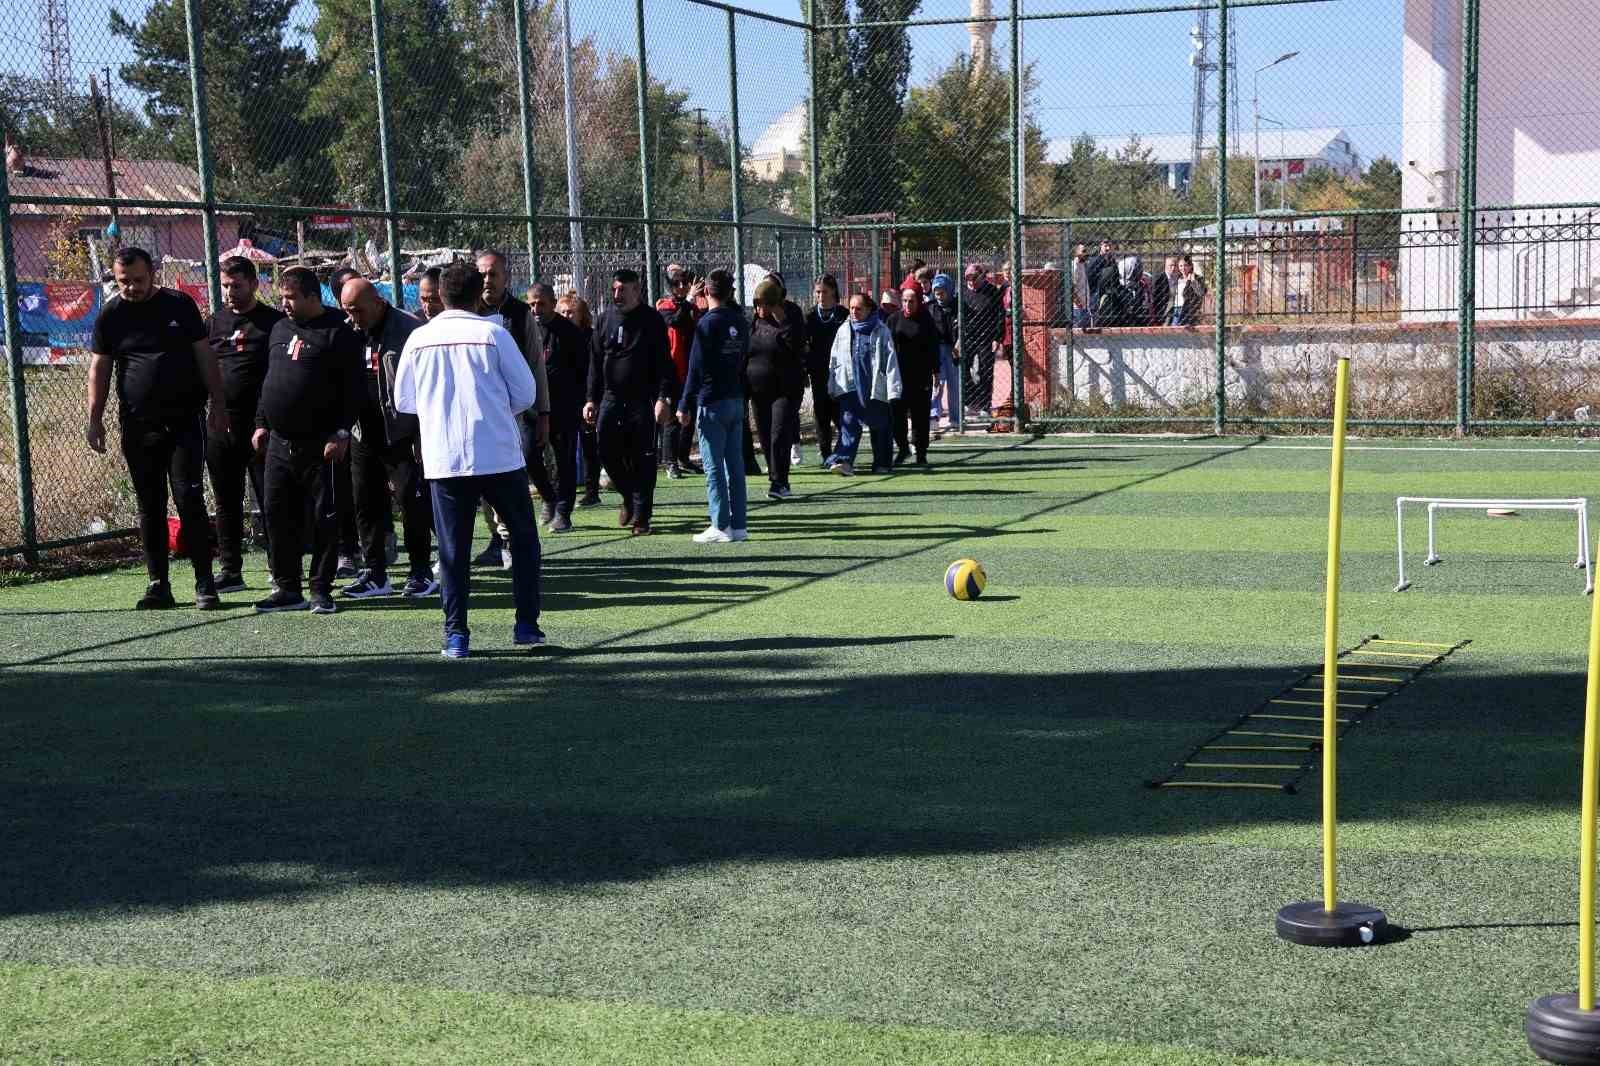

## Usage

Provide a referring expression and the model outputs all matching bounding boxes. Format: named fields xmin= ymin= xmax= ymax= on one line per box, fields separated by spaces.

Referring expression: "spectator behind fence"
xmin=339 ymin=278 xmax=432 ymax=600
xmin=251 ymin=265 xmax=366 ymax=616
xmin=961 ymin=263 xmax=1003 ymax=414
xmin=1152 ymin=256 xmax=1179 ymax=327
xmin=806 ymin=274 xmax=848 ymax=466
xmin=206 ymin=254 xmax=284 ymax=595
xmin=927 ymin=273 xmax=959 ymax=427
xmin=1084 ymin=239 xmax=1118 ymax=326
xmin=891 ymin=279 xmax=940 ymax=468
xmin=557 ymin=291 xmax=605 ymax=508
xmin=1071 ymin=244 xmax=1091 ymax=328
xmin=1175 ymin=255 xmax=1207 ymax=325
xmin=584 ymin=268 xmax=676 ymax=536
xmin=394 ymin=262 xmax=543 ymax=660
xmin=677 ymin=269 xmax=750 ymax=544
xmin=747 ymin=277 xmax=807 ymax=501
xmin=827 ymin=292 xmax=901 ymax=476
xmin=86 ymin=245 xmax=228 ymax=611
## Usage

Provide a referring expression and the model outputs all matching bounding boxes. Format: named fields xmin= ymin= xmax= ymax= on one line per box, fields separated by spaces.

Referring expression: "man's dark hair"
xmin=475 ymin=249 xmax=507 ymax=270
xmin=279 ymin=266 xmax=320 ymax=299
xmin=440 ymin=263 xmax=483 ymax=309
xmin=1181 ymin=254 xmax=1195 ymax=267
xmin=613 ymin=268 xmax=639 ymax=284
xmin=705 ymin=269 xmax=734 ymax=301
xmin=908 ymin=258 xmax=926 ymax=272
xmin=421 ymin=266 xmax=443 ymax=285
xmin=220 ymin=255 xmax=257 ymax=282
xmin=113 ymin=246 xmax=153 ymax=271
xmin=330 ymin=266 xmax=359 ymax=287
xmin=528 ymin=281 xmax=555 ymax=302
xmin=817 ymin=274 xmax=839 ymax=297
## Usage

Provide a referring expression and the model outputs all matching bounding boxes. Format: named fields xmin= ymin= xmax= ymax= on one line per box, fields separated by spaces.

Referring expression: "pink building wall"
xmin=11 ymin=213 xmax=240 ymax=281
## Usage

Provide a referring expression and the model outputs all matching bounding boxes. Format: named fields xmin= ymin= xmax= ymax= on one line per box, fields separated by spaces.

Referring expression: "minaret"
xmin=968 ymin=0 xmax=994 ymax=78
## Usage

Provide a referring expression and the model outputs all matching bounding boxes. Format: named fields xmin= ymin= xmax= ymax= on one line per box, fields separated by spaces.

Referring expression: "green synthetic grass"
xmin=3 ymin=434 xmax=1599 ymax=1064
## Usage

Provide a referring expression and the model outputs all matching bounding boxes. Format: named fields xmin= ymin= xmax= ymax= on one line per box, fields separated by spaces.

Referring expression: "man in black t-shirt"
xmin=87 ymin=246 xmax=229 ymax=610
xmin=250 ymin=266 xmax=366 ymax=615
xmin=205 ymin=255 xmax=285 ymax=592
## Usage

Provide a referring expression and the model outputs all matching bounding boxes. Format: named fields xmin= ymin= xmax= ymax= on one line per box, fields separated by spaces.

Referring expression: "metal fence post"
xmin=0 ymin=161 xmax=36 ymax=560
xmin=726 ymin=9 xmax=745 ymax=305
xmin=1008 ymin=1 xmax=1025 ymax=431
xmin=368 ymin=0 xmax=403 ymax=303
xmin=955 ymin=222 xmax=966 ymax=433
xmin=634 ymin=0 xmax=657 ymax=302
xmin=182 ymin=0 xmax=221 ymax=312
xmin=1212 ymin=0 xmax=1230 ymax=436
xmin=775 ymin=230 xmax=785 ymax=280
xmin=1349 ymin=214 xmax=1359 ymax=324
xmin=1455 ymin=0 xmax=1482 ymax=435
xmin=512 ymin=0 xmax=541 ymax=282
xmin=806 ymin=3 xmax=822 ymax=281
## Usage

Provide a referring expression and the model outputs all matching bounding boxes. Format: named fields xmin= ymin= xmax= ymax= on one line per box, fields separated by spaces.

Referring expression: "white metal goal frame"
xmin=1394 ymin=497 xmax=1593 ymax=595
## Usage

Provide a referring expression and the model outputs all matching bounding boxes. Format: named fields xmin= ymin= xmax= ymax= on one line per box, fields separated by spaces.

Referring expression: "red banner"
xmin=44 ymin=282 xmax=96 ymax=322
xmin=176 ymin=281 xmax=209 ymax=315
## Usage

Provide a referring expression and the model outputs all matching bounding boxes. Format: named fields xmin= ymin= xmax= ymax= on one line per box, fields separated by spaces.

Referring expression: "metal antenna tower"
xmin=42 ymin=0 xmax=73 ymax=113
xmin=1188 ymin=9 xmax=1241 ymax=189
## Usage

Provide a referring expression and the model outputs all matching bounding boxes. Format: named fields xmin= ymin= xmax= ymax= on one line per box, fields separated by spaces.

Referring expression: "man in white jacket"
xmin=394 ymin=262 xmax=543 ymax=659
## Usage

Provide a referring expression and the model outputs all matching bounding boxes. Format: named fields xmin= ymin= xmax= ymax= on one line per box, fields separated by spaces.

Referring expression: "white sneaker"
xmin=833 ymin=462 xmax=854 ymax=477
xmin=729 ymin=528 xmax=749 ymax=541
xmin=791 ymin=444 xmax=804 ymax=465
xmin=500 ymin=548 xmax=513 ymax=570
xmin=693 ymin=526 xmax=732 ymax=544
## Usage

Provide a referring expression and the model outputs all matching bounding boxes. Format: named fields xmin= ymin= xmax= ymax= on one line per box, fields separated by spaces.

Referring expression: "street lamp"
xmin=1254 ymin=51 xmax=1300 ymax=216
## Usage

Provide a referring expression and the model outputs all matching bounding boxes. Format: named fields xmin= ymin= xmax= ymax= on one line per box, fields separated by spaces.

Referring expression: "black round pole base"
xmin=1275 ymin=901 xmax=1388 ymax=947
xmin=1527 ymin=994 xmax=1600 ymax=1064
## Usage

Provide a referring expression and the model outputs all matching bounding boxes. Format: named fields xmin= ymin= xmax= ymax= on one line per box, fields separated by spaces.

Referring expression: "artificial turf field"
xmin=3 ymin=434 xmax=1599 ymax=1065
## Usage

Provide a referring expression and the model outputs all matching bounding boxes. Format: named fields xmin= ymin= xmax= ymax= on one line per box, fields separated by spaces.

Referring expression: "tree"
xmin=0 ymin=75 xmax=150 ymax=162
xmin=805 ymin=0 xmax=852 ymax=220
xmin=110 ymin=0 xmax=330 ymax=204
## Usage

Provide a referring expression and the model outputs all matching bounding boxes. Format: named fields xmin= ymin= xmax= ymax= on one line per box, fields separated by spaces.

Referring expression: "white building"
xmin=747 ymin=104 xmax=807 ymax=183
xmin=1044 ymin=128 xmax=1362 ymax=196
xmin=1402 ymin=0 xmax=1600 ymax=320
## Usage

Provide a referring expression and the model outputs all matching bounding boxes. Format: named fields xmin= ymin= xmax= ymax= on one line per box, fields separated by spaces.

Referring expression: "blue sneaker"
xmin=513 ymin=623 xmax=547 ymax=647
xmin=441 ymin=633 xmax=470 ymax=659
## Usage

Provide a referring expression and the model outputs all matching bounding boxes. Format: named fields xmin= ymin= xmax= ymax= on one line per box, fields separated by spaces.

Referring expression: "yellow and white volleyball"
xmin=945 ymin=559 xmax=987 ymax=601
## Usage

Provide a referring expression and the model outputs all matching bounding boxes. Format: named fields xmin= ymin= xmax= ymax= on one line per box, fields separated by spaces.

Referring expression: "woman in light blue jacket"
xmin=826 ymin=292 xmax=901 ymax=476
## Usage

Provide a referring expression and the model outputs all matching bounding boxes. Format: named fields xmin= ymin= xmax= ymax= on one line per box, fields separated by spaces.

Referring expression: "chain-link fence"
xmin=2 ymin=0 xmax=1595 ymax=555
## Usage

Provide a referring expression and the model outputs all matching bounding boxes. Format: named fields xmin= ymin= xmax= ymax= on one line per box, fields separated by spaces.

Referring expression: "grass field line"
xmin=976 ymin=438 xmax=1600 ymax=455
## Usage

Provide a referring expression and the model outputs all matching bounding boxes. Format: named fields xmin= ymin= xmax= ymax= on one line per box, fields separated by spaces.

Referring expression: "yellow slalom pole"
xmin=1323 ymin=356 xmax=1351 ymax=914
xmin=1579 ymin=554 xmax=1600 ymax=1010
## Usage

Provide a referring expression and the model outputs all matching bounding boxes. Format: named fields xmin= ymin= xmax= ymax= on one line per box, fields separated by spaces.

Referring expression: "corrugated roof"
xmin=8 ymin=157 xmax=212 ymax=216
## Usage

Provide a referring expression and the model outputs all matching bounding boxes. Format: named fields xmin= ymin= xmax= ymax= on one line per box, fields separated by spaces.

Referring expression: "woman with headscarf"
xmin=827 ymin=292 xmax=901 ymax=476
xmin=745 ymin=277 xmax=808 ymax=500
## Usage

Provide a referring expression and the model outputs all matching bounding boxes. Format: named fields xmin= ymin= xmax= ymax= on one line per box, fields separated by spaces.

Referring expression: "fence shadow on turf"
xmin=0 ymin=653 xmax=1588 ymax=919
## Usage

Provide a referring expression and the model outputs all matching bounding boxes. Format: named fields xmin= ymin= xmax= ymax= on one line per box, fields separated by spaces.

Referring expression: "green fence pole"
xmin=1008 ymin=1 xmax=1025 ymax=430
xmin=368 ymin=0 xmax=403 ymax=303
xmin=634 ymin=0 xmax=657 ymax=302
xmin=727 ymin=9 xmax=745 ymax=305
xmin=182 ymin=0 xmax=221 ymax=312
xmin=512 ymin=0 xmax=541 ymax=282
xmin=1455 ymin=0 xmax=1481 ymax=436
xmin=955 ymin=222 xmax=966 ymax=433
xmin=807 ymin=4 xmax=822 ymax=280
xmin=0 ymin=159 xmax=36 ymax=560
xmin=1212 ymin=0 xmax=1229 ymax=436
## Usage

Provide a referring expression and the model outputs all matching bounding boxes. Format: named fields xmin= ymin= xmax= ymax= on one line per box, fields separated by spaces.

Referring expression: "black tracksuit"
xmin=587 ymin=303 xmax=675 ymax=526
xmin=963 ymin=281 xmax=1004 ymax=412
xmin=351 ymin=304 xmax=430 ymax=582
xmin=526 ymin=311 xmax=588 ymax=519
xmin=746 ymin=309 xmax=807 ymax=491
xmin=891 ymin=308 xmax=941 ymax=461
xmin=90 ymin=288 xmax=213 ymax=589
xmin=255 ymin=308 xmax=366 ymax=596
xmin=206 ymin=301 xmax=284 ymax=576
xmin=805 ymin=304 xmax=848 ymax=459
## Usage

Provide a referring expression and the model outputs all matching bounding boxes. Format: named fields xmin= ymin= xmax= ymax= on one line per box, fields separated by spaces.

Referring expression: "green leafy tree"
xmin=0 ymin=76 xmax=151 ymax=162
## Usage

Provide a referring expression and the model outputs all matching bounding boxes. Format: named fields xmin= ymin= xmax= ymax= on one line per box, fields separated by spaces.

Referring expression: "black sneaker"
xmin=309 ymin=592 xmax=338 ymax=615
xmin=334 ymin=556 xmax=360 ymax=580
xmin=401 ymin=573 xmax=439 ymax=598
xmin=135 ymin=580 xmax=175 ymax=610
xmin=893 ymin=450 xmax=910 ymax=468
xmin=473 ymin=539 xmax=504 ymax=566
xmin=341 ymin=571 xmax=396 ymax=598
xmin=214 ymin=571 xmax=247 ymax=594
xmin=194 ymin=578 xmax=221 ymax=611
xmin=540 ymin=502 xmax=556 ymax=526
xmin=577 ymin=491 xmax=603 ymax=508
xmin=767 ymin=484 xmax=792 ymax=501
xmin=254 ymin=589 xmax=309 ymax=613
xmin=548 ymin=513 xmax=573 ymax=533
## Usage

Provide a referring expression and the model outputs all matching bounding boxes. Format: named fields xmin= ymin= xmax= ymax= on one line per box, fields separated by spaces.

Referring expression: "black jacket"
xmin=804 ymin=304 xmax=848 ymax=376
xmin=963 ymin=281 xmax=1004 ymax=349
xmin=587 ymin=302 xmax=676 ymax=407
xmin=256 ymin=308 xmax=366 ymax=440
xmin=891 ymin=307 xmax=943 ymax=383
xmin=494 ymin=292 xmax=551 ymax=415
xmin=928 ymin=297 xmax=958 ymax=347
xmin=358 ymin=303 xmax=422 ymax=445
xmin=746 ymin=308 xmax=807 ymax=398
xmin=532 ymin=310 xmax=588 ymax=419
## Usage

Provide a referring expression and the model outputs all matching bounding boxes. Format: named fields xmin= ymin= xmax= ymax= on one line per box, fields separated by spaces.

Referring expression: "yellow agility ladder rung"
xmin=1368 ymin=639 xmax=1457 ymax=649
xmin=1343 ymin=660 xmax=1428 ymax=671
xmin=1309 ymin=674 xmax=1407 ymax=685
xmin=1158 ymin=781 xmax=1290 ymax=791
xmin=1228 ymin=730 xmax=1321 ymax=741
xmin=1184 ymin=762 xmax=1303 ymax=771
xmin=1203 ymin=744 xmax=1315 ymax=752
xmin=1347 ymin=650 xmax=1439 ymax=660
xmin=1292 ymin=687 xmax=1389 ymax=697
xmin=1268 ymin=699 xmax=1370 ymax=711
xmin=1250 ymin=713 xmax=1351 ymax=725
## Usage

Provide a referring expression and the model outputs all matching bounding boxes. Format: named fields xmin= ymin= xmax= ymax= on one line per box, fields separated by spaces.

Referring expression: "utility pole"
xmin=102 ymin=67 xmax=116 ymax=160
xmin=41 ymin=0 xmax=72 ymax=113
xmin=88 ymin=74 xmax=120 ymax=252
xmin=695 ymin=108 xmax=706 ymax=194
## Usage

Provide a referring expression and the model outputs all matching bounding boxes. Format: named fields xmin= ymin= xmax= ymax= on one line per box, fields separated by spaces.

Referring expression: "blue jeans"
xmin=430 ymin=468 xmax=541 ymax=640
xmin=930 ymin=344 xmax=957 ymax=419
xmin=832 ymin=391 xmax=893 ymax=470
xmin=1168 ymin=308 xmax=1184 ymax=326
xmin=696 ymin=397 xmax=748 ymax=531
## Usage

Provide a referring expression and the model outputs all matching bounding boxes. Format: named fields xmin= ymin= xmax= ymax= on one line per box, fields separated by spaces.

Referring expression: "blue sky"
xmin=1 ymin=0 xmax=1405 ymax=167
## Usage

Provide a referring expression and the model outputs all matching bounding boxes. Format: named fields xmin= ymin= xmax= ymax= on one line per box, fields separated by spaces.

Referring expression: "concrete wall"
xmin=1051 ymin=319 xmax=1600 ymax=422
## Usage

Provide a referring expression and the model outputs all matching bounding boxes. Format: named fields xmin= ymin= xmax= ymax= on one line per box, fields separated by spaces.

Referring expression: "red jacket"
xmin=656 ymin=295 xmax=702 ymax=383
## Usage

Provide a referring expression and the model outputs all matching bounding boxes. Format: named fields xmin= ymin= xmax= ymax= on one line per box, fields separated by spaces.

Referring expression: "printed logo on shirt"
xmin=230 ymin=329 xmax=247 ymax=353
xmin=289 ymin=336 xmax=306 ymax=361
xmin=368 ymin=343 xmax=381 ymax=372
xmin=728 ymin=326 xmax=738 ymax=338
xmin=168 ymin=320 xmax=181 ymax=328
xmin=616 ymin=325 xmax=625 ymax=345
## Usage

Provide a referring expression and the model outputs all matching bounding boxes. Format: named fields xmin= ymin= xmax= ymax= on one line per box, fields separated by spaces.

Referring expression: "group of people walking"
xmin=83 ymin=245 xmax=1006 ymax=656
xmin=1071 ymin=240 xmax=1207 ymax=328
